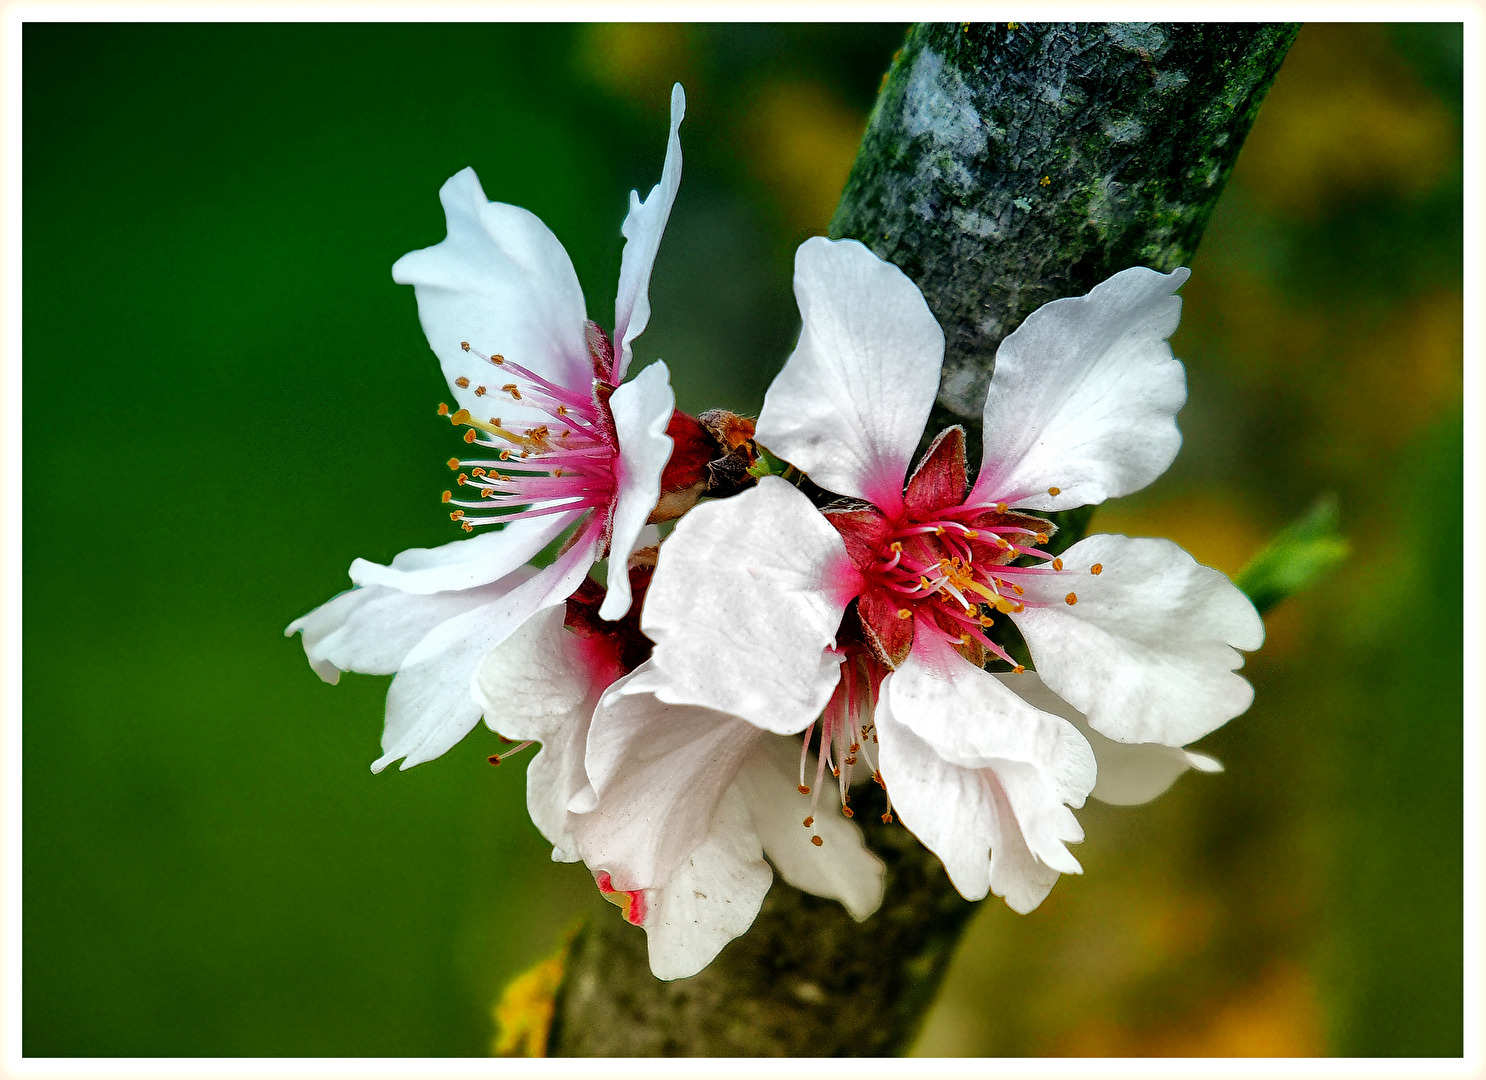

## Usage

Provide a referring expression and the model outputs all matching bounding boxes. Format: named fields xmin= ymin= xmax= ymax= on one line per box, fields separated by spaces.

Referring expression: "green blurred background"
xmin=22 ymin=23 xmax=1463 ymax=1056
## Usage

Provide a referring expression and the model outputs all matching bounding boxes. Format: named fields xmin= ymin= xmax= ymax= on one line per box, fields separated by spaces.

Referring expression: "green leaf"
xmin=1236 ymin=494 xmax=1351 ymax=616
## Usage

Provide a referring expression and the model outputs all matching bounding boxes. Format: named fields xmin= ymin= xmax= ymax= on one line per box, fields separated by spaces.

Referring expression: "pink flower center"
xmin=438 ymin=343 xmax=618 ymax=533
xmin=864 ymin=500 xmax=1065 ymax=669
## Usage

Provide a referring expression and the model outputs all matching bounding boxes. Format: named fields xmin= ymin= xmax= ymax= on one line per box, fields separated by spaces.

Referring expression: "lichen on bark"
xmin=545 ymin=22 xmax=1298 ymax=1058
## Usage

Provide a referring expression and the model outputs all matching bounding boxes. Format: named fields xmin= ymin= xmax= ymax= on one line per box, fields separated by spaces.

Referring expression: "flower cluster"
xmin=289 ymin=84 xmax=1263 ymax=979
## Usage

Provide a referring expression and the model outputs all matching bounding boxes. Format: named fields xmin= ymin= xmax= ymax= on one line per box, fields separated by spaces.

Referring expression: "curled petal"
xmin=286 ymin=573 xmax=534 ymax=684
xmin=973 ymin=267 xmax=1189 ymax=513
xmin=638 ymin=786 xmax=772 ymax=981
xmin=349 ymin=510 xmax=581 ymax=595
xmin=576 ymin=663 xmax=760 ymax=892
xmin=611 ymin=83 xmax=685 ymax=383
xmin=635 ymin=477 xmax=856 ymax=735
xmin=1009 ymin=534 xmax=1265 ymax=746
xmin=372 ymin=525 xmax=604 ymax=773
xmin=599 ymin=361 xmax=676 ymax=620
xmin=876 ymin=690 xmax=1080 ymax=913
xmin=392 ymin=168 xmax=591 ymax=422
xmin=996 ymin=671 xmax=1222 ymax=805
xmin=472 ymin=605 xmax=617 ymax=859
xmin=755 ymin=238 xmax=942 ymax=515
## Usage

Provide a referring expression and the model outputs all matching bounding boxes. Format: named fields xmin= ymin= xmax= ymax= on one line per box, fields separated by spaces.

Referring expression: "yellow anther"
xmin=441 ymin=491 xmax=452 ymax=503
xmin=963 ymin=529 xmax=978 ymax=538
xmin=461 ymin=521 xmax=474 ymax=532
xmin=934 ymin=525 xmax=945 ymax=535
xmin=502 ymin=383 xmax=521 ymax=399
xmin=1091 ymin=563 xmax=1103 ymax=575
xmin=449 ymin=510 xmax=465 ymax=520
xmin=803 ymin=816 xmax=814 ymax=828
xmin=457 ymin=473 xmax=468 ymax=485
xmin=1012 ymin=583 xmax=1024 ymax=595
xmin=1013 ymin=664 xmax=1025 ymax=674
xmin=450 ymin=408 xmax=471 ymax=425
xmin=557 ymin=405 xmax=568 ymax=416
xmin=842 ymin=806 xmax=854 ymax=818
xmin=798 ymin=784 xmax=810 ymax=795
xmin=811 ymin=835 xmax=823 ymax=847
xmin=881 ymin=812 xmax=893 ymax=824
xmin=979 ymin=615 xmax=994 ymax=627
xmin=1065 ymin=592 xmax=1078 ymax=605
xmin=464 ymin=429 xmax=477 ymax=443
xmin=460 ymin=341 xmax=470 ymax=351
xmin=995 ymin=502 xmax=1007 ymax=513
xmin=446 ymin=457 xmax=460 ymax=470
xmin=1036 ymin=533 xmax=1049 ymax=545
xmin=553 ymin=468 xmax=563 ymax=478
xmin=1052 ymin=558 xmax=1064 ymax=571
xmin=437 ymin=402 xmax=449 ymax=416
xmin=1048 ymin=486 xmax=1061 ymax=496
xmin=472 ymin=467 xmax=487 ymax=477
xmin=474 ymin=386 xmax=487 ymax=397
xmin=454 ymin=376 xmax=470 ymax=389
xmin=491 ymin=354 xmax=505 ymax=365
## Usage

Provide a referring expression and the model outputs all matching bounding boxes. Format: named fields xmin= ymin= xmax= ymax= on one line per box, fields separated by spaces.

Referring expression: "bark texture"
xmin=548 ymin=21 xmax=1298 ymax=1058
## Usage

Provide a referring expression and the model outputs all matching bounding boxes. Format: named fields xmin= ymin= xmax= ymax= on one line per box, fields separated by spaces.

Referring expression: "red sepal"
xmin=904 ymin=426 xmax=968 ymax=521
xmin=857 ymin=589 xmax=915 ymax=669
xmin=825 ymin=507 xmax=891 ymax=574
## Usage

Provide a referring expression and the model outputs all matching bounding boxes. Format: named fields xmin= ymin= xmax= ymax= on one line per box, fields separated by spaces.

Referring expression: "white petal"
xmin=372 ymin=526 xmax=604 ymax=773
xmin=472 ymin=606 xmax=617 ymax=859
xmin=876 ymin=694 xmax=1074 ymax=913
xmin=286 ymin=576 xmax=530 ymax=684
xmin=633 ymin=477 xmax=854 ymax=735
xmin=598 ymin=361 xmax=675 ymax=620
xmin=972 ymin=266 xmax=1190 ymax=513
xmin=611 ymin=83 xmax=685 ymax=384
xmin=640 ymin=785 xmax=772 ymax=981
xmin=734 ymin=736 xmax=885 ymax=921
xmin=889 ymin=640 xmax=1095 ymax=807
xmin=392 ymin=168 xmax=591 ymax=423
xmin=1009 ymin=534 xmax=1265 ymax=746
xmin=575 ymin=663 xmax=760 ymax=892
xmin=995 ymin=670 xmax=1222 ymax=806
xmin=349 ymin=509 xmax=581 ymax=595
xmin=755 ymin=237 xmax=942 ymax=514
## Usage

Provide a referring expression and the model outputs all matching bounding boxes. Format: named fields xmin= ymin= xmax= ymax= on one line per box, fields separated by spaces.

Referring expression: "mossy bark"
xmin=548 ymin=21 xmax=1298 ymax=1058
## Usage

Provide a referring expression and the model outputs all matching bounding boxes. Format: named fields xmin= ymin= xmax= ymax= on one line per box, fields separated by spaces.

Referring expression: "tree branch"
xmin=547 ymin=21 xmax=1298 ymax=1058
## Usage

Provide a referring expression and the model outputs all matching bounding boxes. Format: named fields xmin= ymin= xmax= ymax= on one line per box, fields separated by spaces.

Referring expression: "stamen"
xmin=1091 ymin=563 xmax=1103 ymax=575
xmin=1065 ymin=592 xmax=1078 ymax=605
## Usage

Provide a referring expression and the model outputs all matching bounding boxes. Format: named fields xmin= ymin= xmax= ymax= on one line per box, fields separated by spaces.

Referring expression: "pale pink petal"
xmin=733 ymin=736 xmax=885 ymax=921
xmin=640 ymin=786 xmax=772 ymax=981
xmin=348 ymin=509 xmax=582 ymax=595
xmin=996 ymin=670 xmax=1223 ymax=805
xmin=575 ymin=663 xmax=760 ymax=892
xmin=875 ymin=694 xmax=1073 ymax=913
xmin=633 ymin=477 xmax=856 ymax=735
xmin=392 ymin=168 xmax=592 ymax=424
xmin=598 ymin=361 xmax=675 ymax=620
xmin=285 ymin=574 xmax=532 ymax=684
xmin=610 ymin=83 xmax=685 ymax=384
xmin=755 ymin=238 xmax=943 ymax=514
xmin=1009 ymin=534 xmax=1265 ymax=747
xmin=372 ymin=526 xmax=604 ymax=773
xmin=472 ymin=605 xmax=620 ymax=860
xmin=972 ymin=267 xmax=1190 ymax=513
